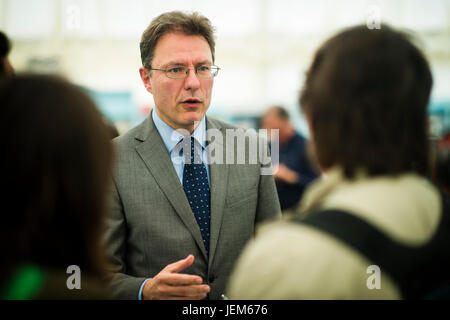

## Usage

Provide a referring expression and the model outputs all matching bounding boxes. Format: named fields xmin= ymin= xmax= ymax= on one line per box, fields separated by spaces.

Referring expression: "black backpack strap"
xmin=292 ymin=209 xmax=415 ymax=287
xmin=291 ymin=193 xmax=450 ymax=299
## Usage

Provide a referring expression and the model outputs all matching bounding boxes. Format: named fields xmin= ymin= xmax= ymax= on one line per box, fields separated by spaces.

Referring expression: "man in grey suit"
xmin=104 ymin=11 xmax=281 ymax=300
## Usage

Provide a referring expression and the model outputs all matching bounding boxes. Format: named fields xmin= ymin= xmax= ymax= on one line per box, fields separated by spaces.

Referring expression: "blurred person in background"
xmin=0 ymin=75 xmax=112 ymax=299
xmin=103 ymin=11 xmax=280 ymax=300
xmin=432 ymin=131 xmax=450 ymax=195
xmin=261 ymin=106 xmax=319 ymax=211
xmin=227 ymin=25 xmax=450 ymax=299
xmin=0 ymin=31 xmax=14 ymax=79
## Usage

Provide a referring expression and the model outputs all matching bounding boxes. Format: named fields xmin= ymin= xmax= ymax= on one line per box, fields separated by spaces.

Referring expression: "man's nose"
xmin=184 ymin=68 xmax=201 ymax=91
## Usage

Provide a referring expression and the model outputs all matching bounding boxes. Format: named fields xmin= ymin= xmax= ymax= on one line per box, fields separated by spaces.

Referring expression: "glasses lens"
xmin=194 ymin=65 xmax=211 ymax=78
xmin=166 ymin=66 xmax=188 ymax=79
xmin=210 ymin=66 xmax=219 ymax=78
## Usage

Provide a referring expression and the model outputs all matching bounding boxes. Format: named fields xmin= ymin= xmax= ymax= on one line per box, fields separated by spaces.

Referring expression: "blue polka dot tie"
xmin=183 ymin=137 xmax=211 ymax=255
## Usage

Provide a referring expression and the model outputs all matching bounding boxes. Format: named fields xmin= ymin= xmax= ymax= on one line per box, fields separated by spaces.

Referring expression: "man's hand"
xmin=142 ymin=254 xmax=210 ymax=300
xmin=273 ymin=164 xmax=300 ymax=184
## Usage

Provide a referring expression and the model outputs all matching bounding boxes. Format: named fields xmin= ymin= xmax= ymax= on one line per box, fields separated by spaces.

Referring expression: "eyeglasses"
xmin=148 ymin=65 xmax=220 ymax=79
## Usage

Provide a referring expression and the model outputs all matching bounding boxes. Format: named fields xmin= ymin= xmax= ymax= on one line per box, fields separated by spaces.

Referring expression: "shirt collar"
xmin=151 ymin=109 xmax=207 ymax=153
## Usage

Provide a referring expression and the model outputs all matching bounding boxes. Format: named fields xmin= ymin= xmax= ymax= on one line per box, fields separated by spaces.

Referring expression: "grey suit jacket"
xmin=104 ymin=115 xmax=281 ymax=299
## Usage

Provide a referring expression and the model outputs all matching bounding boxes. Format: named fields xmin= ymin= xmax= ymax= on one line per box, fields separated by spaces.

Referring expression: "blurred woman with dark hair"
xmin=228 ymin=25 xmax=450 ymax=299
xmin=0 ymin=75 xmax=112 ymax=299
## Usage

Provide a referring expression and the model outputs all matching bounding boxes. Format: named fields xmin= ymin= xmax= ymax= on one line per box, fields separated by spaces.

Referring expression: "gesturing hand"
xmin=142 ymin=254 xmax=210 ymax=300
xmin=273 ymin=164 xmax=300 ymax=184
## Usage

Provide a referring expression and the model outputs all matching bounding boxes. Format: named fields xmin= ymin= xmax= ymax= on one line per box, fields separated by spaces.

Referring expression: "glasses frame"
xmin=147 ymin=65 xmax=220 ymax=79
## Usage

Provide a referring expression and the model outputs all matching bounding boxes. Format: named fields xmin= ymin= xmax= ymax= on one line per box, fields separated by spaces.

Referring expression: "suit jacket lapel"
xmin=134 ymin=116 xmax=208 ymax=260
xmin=206 ymin=118 xmax=229 ymax=267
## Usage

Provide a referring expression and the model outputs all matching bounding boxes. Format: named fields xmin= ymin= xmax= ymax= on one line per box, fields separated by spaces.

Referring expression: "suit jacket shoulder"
xmin=112 ymin=117 xmax=152 ymax=149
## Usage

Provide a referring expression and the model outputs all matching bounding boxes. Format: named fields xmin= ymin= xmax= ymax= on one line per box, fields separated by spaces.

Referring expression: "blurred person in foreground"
xmin=0 ymin=75 xmax=112 ymax=299
xmin=227 ymin=25 xmax=450 ymax=299
xmin=261 ymin=106 xmax=319 ymax=211
xmin=103 ymin=11 xmax=280 ymax=300
xmin=0 ymin=31 xmax=14 ymax=79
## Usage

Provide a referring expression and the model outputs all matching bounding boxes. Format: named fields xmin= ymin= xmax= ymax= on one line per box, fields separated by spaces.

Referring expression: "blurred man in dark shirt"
xmin=261 ymin=106 xmax=319 ymax=210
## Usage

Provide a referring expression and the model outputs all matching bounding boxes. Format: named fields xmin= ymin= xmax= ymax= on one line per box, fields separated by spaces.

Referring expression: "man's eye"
xmin=168 ymin=67 xmax=184 ymax=73
xmin=197 ymin=66 xmax=210 ymax=72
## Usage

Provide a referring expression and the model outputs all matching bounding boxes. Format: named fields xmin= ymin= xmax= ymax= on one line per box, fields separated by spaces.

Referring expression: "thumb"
xmin=165 ymin=254 xmax=195 ymax=273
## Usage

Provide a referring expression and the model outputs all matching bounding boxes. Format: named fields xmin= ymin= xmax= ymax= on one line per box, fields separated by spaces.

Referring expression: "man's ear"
xmin=139 ymin=67 xmax=152 ymax=93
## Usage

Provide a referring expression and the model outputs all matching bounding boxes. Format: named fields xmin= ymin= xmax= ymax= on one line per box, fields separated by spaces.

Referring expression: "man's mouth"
xmin=181 ymin=98 xmax=201 ymax=107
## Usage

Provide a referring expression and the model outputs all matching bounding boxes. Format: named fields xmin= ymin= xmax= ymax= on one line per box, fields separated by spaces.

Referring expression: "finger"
xmin=157 ymin=284 xmax=210 ymax=298
xmin=164 ymin=254 xmax=195 ymax=273
xmin=163 ymin=294 xmax=207 ymax=300
xmin=160 ymin=273 xmax=203 ymax=286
